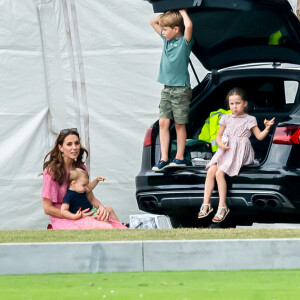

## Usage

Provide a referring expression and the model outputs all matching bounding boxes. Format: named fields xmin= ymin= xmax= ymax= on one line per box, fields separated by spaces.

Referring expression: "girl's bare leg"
xmin=199 ymin=164 xmax=217 ymax=216
xmin=215 ymin=169 xmax=227 ymax=219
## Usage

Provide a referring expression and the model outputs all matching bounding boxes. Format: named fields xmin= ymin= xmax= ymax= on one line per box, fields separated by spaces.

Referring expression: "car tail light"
xmin=143 ymin=128 xmax=153 ymax=147
xmin=273 ymin=126 xmax=300 ymax=145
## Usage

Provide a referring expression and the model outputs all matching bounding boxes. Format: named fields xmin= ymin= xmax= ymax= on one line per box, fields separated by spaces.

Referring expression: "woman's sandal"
xmin=198 ymin=203 xmax=213 ymax=219
xmin=212 ymin=206 xmax=230 ymax=223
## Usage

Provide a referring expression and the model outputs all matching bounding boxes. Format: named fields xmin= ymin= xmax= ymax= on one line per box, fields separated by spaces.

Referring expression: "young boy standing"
xmin=151 ymin=9 xmax=194 ymax=171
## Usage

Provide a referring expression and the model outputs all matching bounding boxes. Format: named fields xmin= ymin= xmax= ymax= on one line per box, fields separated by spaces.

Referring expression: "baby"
xmin=61 ymin=168 xmax=105 ymax=220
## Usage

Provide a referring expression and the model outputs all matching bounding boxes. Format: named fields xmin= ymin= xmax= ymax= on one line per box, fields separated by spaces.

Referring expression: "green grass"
xmin=1 ymin=269 xmax=300 ymax=299
xmin=1 ymin=228 xmax=300 ymax=243
xmin=2 ymin=231 xmax=300 ymax=299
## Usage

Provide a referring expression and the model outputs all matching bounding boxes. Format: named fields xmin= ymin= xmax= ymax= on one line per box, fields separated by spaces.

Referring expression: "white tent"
xmin=0 ymin=0 xmax=297 ymax=229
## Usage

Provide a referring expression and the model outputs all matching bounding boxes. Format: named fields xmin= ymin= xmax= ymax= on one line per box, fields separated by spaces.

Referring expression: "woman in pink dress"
xmin=198 ymin=88 xmax=275 ymax=223
xmin=42 ymin=128 xmax=127 ymax=230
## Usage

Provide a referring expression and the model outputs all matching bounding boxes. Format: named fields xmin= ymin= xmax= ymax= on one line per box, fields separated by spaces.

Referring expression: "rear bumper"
xmin=136 ymin=140 xmax=300 ymax=223
xmin=137 ymin=188 xmax=295 ymax=211
xmin=136 ymin=166 xmax=300 ymax=223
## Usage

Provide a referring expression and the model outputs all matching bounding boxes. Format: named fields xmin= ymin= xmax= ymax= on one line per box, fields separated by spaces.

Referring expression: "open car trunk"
xmin=146 ymin=0 xmax=300 ymax=70
xmin=167 ymin=71 xmax=300 ymax=168
xmin=146 ymin=0 xmax=300 ymax=170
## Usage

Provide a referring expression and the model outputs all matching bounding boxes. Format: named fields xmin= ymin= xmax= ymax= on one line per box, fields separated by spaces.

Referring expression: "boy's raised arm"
xmin=179 ymin=9 xmax=193 ymax=43
xmin=151 ymin=15 xmax=162 ymax=35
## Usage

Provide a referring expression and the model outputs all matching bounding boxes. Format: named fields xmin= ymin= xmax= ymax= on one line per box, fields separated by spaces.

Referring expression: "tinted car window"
xmin=284 ymin=81 xmax=299 ymax=104
xmin=190 ymin=8 xmax=300 ymax=69
xmin=192 ymin=10 xmax=291 ymax=46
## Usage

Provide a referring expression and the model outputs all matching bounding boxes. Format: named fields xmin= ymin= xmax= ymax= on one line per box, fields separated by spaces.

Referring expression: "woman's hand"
xmin=96 ymin=205 xmax=110 ymax=222
xmin=86 ymin=191 xmax=109 ymax=221
xmin=97 ymin=176 xmax=106 ymax=182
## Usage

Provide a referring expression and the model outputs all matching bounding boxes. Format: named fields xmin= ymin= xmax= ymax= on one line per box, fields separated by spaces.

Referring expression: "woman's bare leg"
xmin=105 ymin=206 xmax=120 ymax=222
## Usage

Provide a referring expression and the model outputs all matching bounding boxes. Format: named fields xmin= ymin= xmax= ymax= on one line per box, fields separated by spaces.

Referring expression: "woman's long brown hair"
xmin=43 ymin=130 xmax=88 ymax=185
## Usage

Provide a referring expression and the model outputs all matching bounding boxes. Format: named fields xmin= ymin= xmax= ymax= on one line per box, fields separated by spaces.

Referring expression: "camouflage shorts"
xmin=159 ymin=85 xmax=192 ymax=124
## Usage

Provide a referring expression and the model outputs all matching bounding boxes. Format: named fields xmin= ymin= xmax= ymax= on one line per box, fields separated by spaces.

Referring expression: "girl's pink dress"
xmin=206 ymin=113 xmax=257 ymax=176
xmin=42 ymin=165 xmax=127 ymax=230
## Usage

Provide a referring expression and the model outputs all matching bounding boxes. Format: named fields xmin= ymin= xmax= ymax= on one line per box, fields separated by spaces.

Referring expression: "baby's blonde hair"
xmin=159 ymin=11 xmax=184 ymax=34
xmin=69 ymin=168 xmax=89 ymax=185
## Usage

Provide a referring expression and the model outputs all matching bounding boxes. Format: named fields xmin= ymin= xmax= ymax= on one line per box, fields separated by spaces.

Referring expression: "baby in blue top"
xmin=151 ymin=10 xmax=194 ymax=171
xmin=61 ymin=168 xmax=105 ymax=220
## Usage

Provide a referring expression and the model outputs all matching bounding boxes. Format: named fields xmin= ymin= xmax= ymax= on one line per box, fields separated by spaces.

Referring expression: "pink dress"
xmin=42 ymin=165 xmax=127 ymax=230
xmin=206 ymin=113 xmax=257 ymax=176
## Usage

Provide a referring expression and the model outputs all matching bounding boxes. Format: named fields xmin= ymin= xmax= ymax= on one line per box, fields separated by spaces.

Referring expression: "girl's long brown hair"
xmin=43 ymin=129 xmax=88 ymax=185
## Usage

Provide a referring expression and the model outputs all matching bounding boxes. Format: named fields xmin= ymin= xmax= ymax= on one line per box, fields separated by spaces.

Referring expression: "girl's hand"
xmin=219 ymin=143 xmax=230 ymax=151
xmin=81 ymin=208 xmax=94 ymax=218
xmin=97 ymin=176 xmax=105 ymax=182
xmin=264 ymin=117 xmax=275 ymax=130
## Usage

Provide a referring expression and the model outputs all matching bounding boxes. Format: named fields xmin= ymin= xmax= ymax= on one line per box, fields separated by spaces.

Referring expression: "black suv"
xmin=136 ymin=0 xmax=300 ymax=227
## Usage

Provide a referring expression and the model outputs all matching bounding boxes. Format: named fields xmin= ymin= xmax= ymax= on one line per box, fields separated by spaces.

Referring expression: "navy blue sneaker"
xmin=168 ymin=159 xmax=186 ymax=167
xmin=152 ymin=160 xmax=169 ymax=171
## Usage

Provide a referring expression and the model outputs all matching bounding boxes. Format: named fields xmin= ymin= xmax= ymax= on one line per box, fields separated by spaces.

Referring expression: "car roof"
xmin=218 ymin=62 xmax=300 ymax=72
xmin=146 ymin=0 xmax=300 ymax=70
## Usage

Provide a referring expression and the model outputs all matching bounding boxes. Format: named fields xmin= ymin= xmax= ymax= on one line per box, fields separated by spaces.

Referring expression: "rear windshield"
xmin=189 ymin=8 xmax=300 ymax=69
xmin=191 ymin=9 xmax=296 ymax=52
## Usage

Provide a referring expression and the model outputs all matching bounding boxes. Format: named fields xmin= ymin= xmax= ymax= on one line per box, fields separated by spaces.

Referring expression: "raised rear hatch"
xmin=146 ymin=0 xmax=300 ymax=70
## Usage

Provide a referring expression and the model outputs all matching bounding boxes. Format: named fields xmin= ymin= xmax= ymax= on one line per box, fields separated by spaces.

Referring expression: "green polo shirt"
xmin=157 ymin=33 xmax=194 ymax=87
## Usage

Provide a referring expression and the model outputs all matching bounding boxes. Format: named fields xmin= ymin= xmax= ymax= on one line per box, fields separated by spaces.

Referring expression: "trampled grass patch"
xmin=1 ymin=228 xmax=300 ymax=243
xmin=1 ymin=269 xmax=300 ymax=299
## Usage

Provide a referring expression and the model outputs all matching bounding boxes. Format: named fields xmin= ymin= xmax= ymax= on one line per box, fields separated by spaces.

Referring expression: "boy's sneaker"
xmin=152 ymin=160 xmax=169 ymax=171
xmin=168 ymin=159 xmax=186 ymax=167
